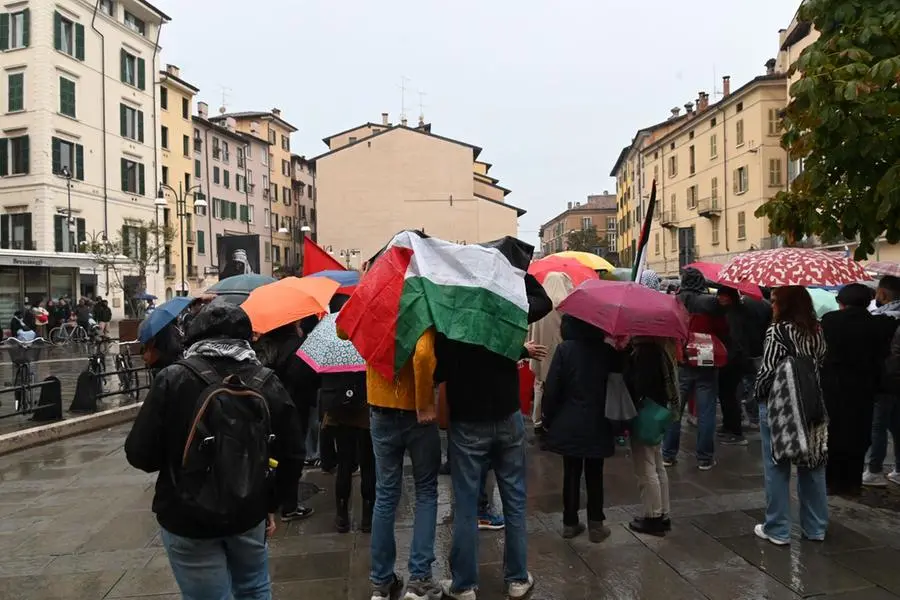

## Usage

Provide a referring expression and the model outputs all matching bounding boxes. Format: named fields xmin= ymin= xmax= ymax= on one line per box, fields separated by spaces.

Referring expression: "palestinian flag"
xmin=336 ymin=232 xmax=531 ymax=379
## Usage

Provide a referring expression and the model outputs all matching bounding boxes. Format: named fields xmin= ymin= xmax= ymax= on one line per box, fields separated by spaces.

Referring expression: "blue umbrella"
xmin=206 ymin=274 xmax=276 ymax=295
xmin=138 ymin=296 xmax=193 ymax=343
xmin=307 ymin=270 xmax=359 ymax=287
xmin=134 ymin=291 xmax=157 ymax=301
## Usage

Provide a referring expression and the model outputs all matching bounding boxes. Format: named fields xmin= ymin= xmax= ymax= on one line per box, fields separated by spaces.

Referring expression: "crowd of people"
xmin=6 ymin=295 xmax=112 ymax=341
xmin=122 ymin=252 xmax=900 ymax=600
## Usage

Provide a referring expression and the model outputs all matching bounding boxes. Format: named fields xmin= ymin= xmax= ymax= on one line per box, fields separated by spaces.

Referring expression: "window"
xmin=122 ymin=225 xmax=145 ymax=259
xmin=7 ymin=72 xmax=23 ymax=112
xmin=120 ymin=50 xmax=145 ymax=90
xmin=273 ymin=245 xmax=281 ymax=264
xmin=0 ymin=135 xmax=29 ymax=176
xmin=222 ymin=141 xmax=230 ymax=162
xmin=1 ymin=213 xmax=33 ymax=250
xmin=239 ymin=204 xmax=252 ymax=223
xmin=687 ymin=185 xmax=698 ymax=210
xmin=247 ymin=170 xmax=254 ymax=192
xmin=264 ymin=208 xmax=270 ymax=229
xmin=654 ymin=232 xmax=660 ymax=255
xmin=606 ymin=216 xmax=616 ymax=232
xmin=262 ymin=174 xmax=269 ymax=192
xmin=54 ymin=12 xmax=84 ymax=60
xmin=768 ymin=108 xmax=781 ymax=135
xmin=264 ymin=241 xmax=271 ymax=261
xmin=711 ymin=218 xmax=720 ymax=245
xmin=53 ymin=214 xmax=85 ymax=252
xmin=668 ymin=155 xmax=677 ymax=177
xmin=709 ymin=134 xmax=717 ymax=159
xmin=223 ymin=170 xmax=230 ymax=189
xmin=308 ymin=185 xmax=313 ymax=199
xmin=736 ymin=119 xmax=745 ymax=146
xmin=653 ymin=165 xmax=658 ymax=182
xmin=119 ymin=104 xmax=144 ymax=141
xmin=607 ymin=235 xmax=616 ymax=254
xmin=99 ymin=1 xmax=114 ymax=17
xmin=160 ymin=126 xmax=169 ymax=149
xmin=769 ymin=158 xmax=783 ymax=186
xmin=281 ymin=135 xmax=289 ymax=151
xmin=161 ymin=165 xmax=168 ymax=184
xmin=670 ymin=229 xmax=676 ymax=248
xmin=212 ymin=197 xmax=221 ymax=219
xmin=193 ymin=129 xmax=201 ymax=152
xmin=237 ymin=146 xmax=245 ymax=168
xmin=184 ymin=173 xmax=190 ymax=191
xmin=669 ymin=193 xmax=676 ymax=219
xmin=348 ymin=136 xmax=357 ymax=143
xmin=212 ymin=137 xmax=220 ymax=159
xmin=213 ymin=167 xmax=220 ymax=184
xmin=581 ymin=217 xmax=592 ymax=229
xmin=194 ymin=159 xmax=201 ymax=178
xmin=182 ymin=135 xmax=189 ymax=156
xmin=710 ymin=117 xmax=717 ymax=127
xmin=124 ymin=11 xmax=145 ymax=36
xmin=268 ymin=129 xmax=276 ymax=145
xmin=734 ymin=166 xmax=749 ymax=194
xmin=182 ymin=97 xmax=189 ymax=119
xmin=120 ymin=158 xmax=145 ymax=194
xmin=711 ymin=177 xmax=719 ymax=208
xmin=283 ymin=186 xmax=291 ymax=205
xmin=282 ymin=159 xmax=290 ymax=177
xmin=57 ymin=77 xmax=77 ymax=118
xmin=270 ymin=184 xmax=278 ymax=202
xmin=160 ymin=87 xmax=168 ymax=110
xmin=197 ymin=230 xmax=205 ymax=254
xmin=688 ymin=145 xmax=695 ymax=175
xmin=236 ymin=174 xmax=244 ymax=193
xmin=51 ymin=137 xmax=83 ymax=180
xmin=1 ymin=9 xmax=30 ymax=50
xmin=737 ymin=211 xmax=746 ymax=240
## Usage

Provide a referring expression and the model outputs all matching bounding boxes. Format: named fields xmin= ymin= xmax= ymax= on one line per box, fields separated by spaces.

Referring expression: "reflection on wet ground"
xmin=0 ymin=423 xmax=898 ymax=598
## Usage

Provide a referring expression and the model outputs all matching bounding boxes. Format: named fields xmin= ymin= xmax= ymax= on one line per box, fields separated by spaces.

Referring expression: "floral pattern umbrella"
xmin=296 ymin=312 xmax=365 ymax=373
xmin=866 ymin=261 xmax=900 ymax=278
xmin=719 ymin=248 xmax=871 ymax=288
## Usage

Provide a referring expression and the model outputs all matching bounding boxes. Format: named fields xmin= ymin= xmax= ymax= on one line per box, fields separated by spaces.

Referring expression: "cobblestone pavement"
xmin=0 ymin=423 xmax=899 ymax=599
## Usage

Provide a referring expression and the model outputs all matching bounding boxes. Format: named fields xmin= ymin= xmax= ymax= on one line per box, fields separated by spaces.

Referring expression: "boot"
xmin=588 ymin=520 xmax=611 ymax=543
xmin=629 ymin=516 xmax=667 ymax=537
xmin=334 ymin=497 xmax=350 ymax=534
xmin=360 ymin=499 xmax=374 ymax=533
xmin=562 ymin=522 xmax=585 ymax=539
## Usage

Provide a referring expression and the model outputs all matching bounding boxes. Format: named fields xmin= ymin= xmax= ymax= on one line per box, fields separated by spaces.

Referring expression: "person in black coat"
xmin=541 ymin=315 xmax=618 ymax=542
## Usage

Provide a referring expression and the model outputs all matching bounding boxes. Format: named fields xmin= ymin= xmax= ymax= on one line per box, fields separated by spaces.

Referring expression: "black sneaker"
xmin=720 ymin=433 xmax=748 ymax=446
xmin=282 ymin=506 xmax=315 ymax=521
xmin=661 ymin=515 xmax=672 ymax=531
xmin=370 ymin=573 xmax=404 ymax=600
xmin=629 ymin=516 xmax=667 ymax=537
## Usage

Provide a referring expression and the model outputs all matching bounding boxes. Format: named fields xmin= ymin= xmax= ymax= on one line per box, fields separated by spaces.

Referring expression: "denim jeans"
xmin=758 ymin=403 xmax=828 ymax=541
xmin=369 ymin=408 xmax=440 ymax=585
xmin=867 ymin=395 xmax=900 ymax=474
xmin=448 ymin=411 xmax=528 ymax=594
xmin=161 ymin=521 xmax=271 ymax=600
xmin=662 ymin=366 xmax=718 ymax=462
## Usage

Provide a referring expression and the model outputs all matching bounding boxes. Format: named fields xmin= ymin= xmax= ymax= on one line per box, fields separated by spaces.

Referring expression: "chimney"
xmin=381 ymin=112 xmax=389 ymax=125
xmin=272 ymin=108 xmax=281 ymax=117
xmin=670 ymin=107 xmax=681 ymax=119
xmin=698 ymin=92 xmax=709 ymax=111
xmin=225 ymin=117 xmax=236 ymax=132
xmin=765 ymin=58 xmax=777 ymax=75
xmin=197 ymin=101 xmax=208 ymax=118
xmin=418 ymin=115 xmax=425 ymax=127
xmin=567 ymin=202 xmax=573 ymax=209
xmin=250 ymin=121 xmax=260 ymax=135
xmin=722 ymin=76 xmax=731 ymax=97
xmin=603 ymin=190 xmax=608 ymax=195
xmin=165 ymin=64 xmax=180 ymax=78
xmin=684 ymin=102 xmax=694 ymax=115
xmin=401 ymin=117 xmax=408 ymax=126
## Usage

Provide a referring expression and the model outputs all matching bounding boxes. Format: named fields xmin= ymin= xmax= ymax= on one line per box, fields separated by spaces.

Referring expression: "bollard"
xmin=69 ymin=370 xmax=101 ymax=413
xmin=32 ymin=376 xmax=62 ymax=422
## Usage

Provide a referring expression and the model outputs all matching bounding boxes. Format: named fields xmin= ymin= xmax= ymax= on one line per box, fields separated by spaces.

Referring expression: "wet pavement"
xmin=0 ymin=423 xmax=899 ymax=599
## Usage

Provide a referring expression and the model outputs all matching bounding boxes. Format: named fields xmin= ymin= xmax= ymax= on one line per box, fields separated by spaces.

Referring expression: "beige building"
xmin=314 ymin=114 xmax=524 ymax=265
xmin=291 ymin=155 xmax=316 ymax=267
xmin=0 ymin=0 xmax=168 ymax=319
xmin=539 ymin=194 xmax=617 ymax=257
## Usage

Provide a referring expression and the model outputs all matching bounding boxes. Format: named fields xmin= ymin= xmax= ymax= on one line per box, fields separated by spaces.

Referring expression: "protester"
xmin=124 ymin=301 xmax=304 ymax=598
xmin=435 ymin=273 xmax=550 ymax=600
xmin=143 ymin=322 xmax=183 ymax=376
xmin=753 ymin=286 xmax=828 ymax=545
xmin=541 ymin=315 xmax=618 ymax=542
xmin=741 ymin=295 xmax=773 ymax=428
xmin=880 ymin=316 xmax=900 ymax=485
xmin=75 ymin=298 xmax=93 ymax=334
xmin=865 ymin=275 xmax=900 ymax=486
xmin=528 ymin=272 xmax=573 ymax=436
xmin=94 ymin=297 xmax=112 ymax=335
xmin=715 ymin=286 xmax=756 ymax=446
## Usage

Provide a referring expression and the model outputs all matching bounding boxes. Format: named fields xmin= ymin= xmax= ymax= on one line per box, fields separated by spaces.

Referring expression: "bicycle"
xmin=115 ymin=340 xmax=142 ymax=401
xmin=1 ymin=337 xmax=49 ymax=413
xmin=87 ymin=336 xmax=112 ymax=390
xmin=49 ymin=322 xmax=88 ymax=345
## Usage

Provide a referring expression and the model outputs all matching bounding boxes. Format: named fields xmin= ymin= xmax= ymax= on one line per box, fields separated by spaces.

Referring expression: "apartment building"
xmin=209 ymin=109 xmax=297 ymax=273
xmin=539 ymin=194 xmax=617 ymax=257
xmin=0 ymin=0 xmax=168 ymax=318
xmin=291 ymin=154 xmax=315 ymax=267
xmin=642 ymin=67 xmax=789 ymax=277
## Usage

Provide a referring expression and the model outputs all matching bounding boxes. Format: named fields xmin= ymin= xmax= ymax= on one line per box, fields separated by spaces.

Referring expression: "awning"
xmin=0 ymin=250 xmax=98 ymax=270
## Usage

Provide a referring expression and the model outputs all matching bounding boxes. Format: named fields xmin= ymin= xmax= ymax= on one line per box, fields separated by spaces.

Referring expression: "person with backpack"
xmin=125 ymin=300 xmax=304 ymax=598
xmin=753 ymin=286 xmax=828 ymax=545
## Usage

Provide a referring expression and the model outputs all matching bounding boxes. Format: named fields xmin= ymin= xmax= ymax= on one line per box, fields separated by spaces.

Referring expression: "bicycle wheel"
xmin=73 ymin=327 xmax=88 ymax=344
xmin=13 ymin=364 xmax=31 ymax=413
xmin=49 ymin=327 xmax=64 ymax=344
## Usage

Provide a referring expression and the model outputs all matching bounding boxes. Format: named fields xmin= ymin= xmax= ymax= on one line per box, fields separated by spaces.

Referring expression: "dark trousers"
xmin=333 ymin=424 xmax=375 ymax=505
xmin=562 ymin=456 xmax=605 ymax=526
xmin=320 ymin=424 xmax=338 ymax=471
xmin=718 ymin=363 xmax=745 ymax=436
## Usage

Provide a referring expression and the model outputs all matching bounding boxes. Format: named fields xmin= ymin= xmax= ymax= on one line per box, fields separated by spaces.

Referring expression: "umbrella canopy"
xmin=866 ymin=261 xmax=900 ymax=278
xmin=206 ymin=274 xmax=277 ymax=295
xmin=241 ymin=277 xmax=340 ymax=334
xmin=296 ymin=312 xmax=365 ymax=373
xmin=138 ymin=295 xmax=193 ymax=343
xmin=134 ymin=291 xmax=157 ymax=301
xmin=808 ymin=288 xmax=839 ymax=319
xmin=307 ymin=270 xmax=360 ymax=287
xmin=599 ymin=267 xmax=634 ymax=282
xmin=684 ymin=261 xmax=764 ymax=300
xmin=551 ymin=251 xmax=616 ymax=272
xmin=528 ymin=256 xmax=598 ymax=287
xmin=558 ymin=279 xmax=690 ymax=341
xmin=719 ymin=248 xmax=871 ymax=288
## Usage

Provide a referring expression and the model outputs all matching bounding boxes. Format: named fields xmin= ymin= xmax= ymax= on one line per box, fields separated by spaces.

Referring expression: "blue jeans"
xmin=758 ymin=403 xmax=828 ymax=541
xmin=448 ymin=411 xmax=528 ymax=594
xmin=867 ymin=395 xmax=900 ymax=473
xmin=369 ymin=408 xmax=440 ymax=585
xmin=662 ymin=366 xmax=718 ymax=462
xmin=160 ymin=521 xmax=271 ymax=600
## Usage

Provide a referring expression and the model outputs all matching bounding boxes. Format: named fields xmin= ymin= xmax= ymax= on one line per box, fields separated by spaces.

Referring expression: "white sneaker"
xmin=862 ymin=471 xmax=888 ymax=487
xmin=507 ymin=573 xmax=535 ymax=599
xmin=887 ymin=471 xmax=900 ymax=486
xmin=439 ymin=580 xmax=476 ymax=600
xmin=754 ymin=524 xmax=789 ymax=546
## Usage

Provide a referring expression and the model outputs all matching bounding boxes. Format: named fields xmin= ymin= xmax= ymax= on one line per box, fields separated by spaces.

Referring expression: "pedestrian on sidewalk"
xmin=125 ymin=301 xmax=304 ymax=598
xmin=528 ymin=272 xmax=573 ymax=437
xmin=715 ymin=286 xmax=757 ymax=446
xmin=865 ymin=276 xmax=900 ymax=487
xmin=94 ymin=297 xmax=112 ymax=335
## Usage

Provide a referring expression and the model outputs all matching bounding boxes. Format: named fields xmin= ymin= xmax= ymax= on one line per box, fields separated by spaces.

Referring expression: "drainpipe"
xmin=150 ymin=23 xmax=162 ymax=224
xmin=721 ymin=107 xmax=730 ymax=253
xmin=204 ymin=127 xmax=213 ymax=268
xmin=243 ymin=143 xmax=251 ymax=234
xmin=89 ymin=2 xmax=108 ymax=237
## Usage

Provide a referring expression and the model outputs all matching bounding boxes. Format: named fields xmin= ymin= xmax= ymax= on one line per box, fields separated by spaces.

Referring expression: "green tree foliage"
xmin=565 ymin=226 xmax=602 ymax=253
xmin=756 ymin=0 xmax=900 ymax=258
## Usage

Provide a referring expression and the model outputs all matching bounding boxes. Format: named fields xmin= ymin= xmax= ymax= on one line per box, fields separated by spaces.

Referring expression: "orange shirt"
xmin=366 ymin=328 xmax=436 ymax=413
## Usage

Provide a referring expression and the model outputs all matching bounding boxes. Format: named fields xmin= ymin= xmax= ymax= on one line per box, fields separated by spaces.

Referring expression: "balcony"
xmin=187 ymin=265 xmax=199 ymax=278
xmin=164 ymin=264 xmax=176 ymax=279
xmin=657 ymin=210 xmax=676 ymax=229
xmin=10 ymin=240 xmax=37 ymax=251
xmin=697 ymin=197 xmax=722 ymax=219
xmin=193 ymin=137 xmax=202 ymax=152
xmin=212 ymin=148 xmax=221 ymax=160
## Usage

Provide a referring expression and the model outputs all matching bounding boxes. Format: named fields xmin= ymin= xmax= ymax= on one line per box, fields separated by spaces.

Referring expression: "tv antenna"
xmin=418 ymin=90 xmax=427 ymax=123
xmin=711 ymin=66 xmax=722 ymax=99
xmin=399 ymin=76 xmax=411 ymax=123
xmin=218 ymin=86 xmax=232 ymax=114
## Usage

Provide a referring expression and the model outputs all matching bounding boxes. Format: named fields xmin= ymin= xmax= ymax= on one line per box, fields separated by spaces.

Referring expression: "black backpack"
xmin=172 ymin=357 xmax=275 ymax=521
xmin=318 ymin=372 xmax=366 ymax=415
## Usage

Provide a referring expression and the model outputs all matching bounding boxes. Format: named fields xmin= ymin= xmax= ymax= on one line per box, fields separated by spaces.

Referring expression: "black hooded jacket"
xmin=125 ymin=302 xmax=304 ymax=539
xmin=678 ymin=268 xmax=720 ymax=315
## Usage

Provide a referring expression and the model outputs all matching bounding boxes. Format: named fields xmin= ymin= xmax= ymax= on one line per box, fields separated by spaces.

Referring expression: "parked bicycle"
xmin=116 ymin=340 xmax=142 ymax=400
xmin=87 ymin=336 xmax=113 ymax=382
xmin=1 ymin=337 xmax=49 ymax=413
xmin=49 ymin=322 xmax=88 ymax=345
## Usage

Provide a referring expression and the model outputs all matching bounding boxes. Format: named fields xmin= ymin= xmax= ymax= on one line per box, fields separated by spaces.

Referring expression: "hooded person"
xmin=220 ymin=249 xmax=255 ymax=279
xmin=125 ymin=300 xmax=304 ymax=599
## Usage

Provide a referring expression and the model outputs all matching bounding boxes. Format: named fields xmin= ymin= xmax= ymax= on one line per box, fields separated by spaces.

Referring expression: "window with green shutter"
xmin=239 ymin=204 xmax=248 ymax=223
xmin=160 ymin=126 xmax=168 ymax=149
xmin=1 ymin=10 xmax=30 ymax=50
xmin=52 ymin=137 xmax=83 ymax=180
xmin=59 ymin=77 xmax=75 ymax=117
xmin=54 ymin=12 xmax=81 ymax=59
xmin=137 ymin=57 xmax=145 ymax=90
xmin=197 ymin=230 xmax=205 ymax=254
xmin=194 ymin=159 xmax=201 ymax=178
xmin=223 ymin=170 xmax=230 ymax=189
xmin=121 ymin=158 xmax=137 ymax=193
xmin=1 ymin=136 xmax=28 ymax=175
xmin=7 ymin=73 xmax=23 ymax=112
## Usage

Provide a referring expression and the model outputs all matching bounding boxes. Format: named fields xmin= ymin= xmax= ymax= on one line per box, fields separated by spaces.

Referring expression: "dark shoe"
xmin=281 ymin=506 xmax=314 ymax=522
xmin=698 ymin=459 xmax=716 ymax=471
xmin=439 ymin=461 xmax=451 ymax=475
xmin=370 ymin=573 xmax=404 ymax=599
xmin=335 ymin=498 xmax=350 ymax=534
xmin=629 ymin=516 xmax=667 ymax=537
xmin=360 ymin=500 xmax=374 ymax=533
xmin=562 ymin=522 xmax=585 ymax=539
xmin=720 ymin=433 xmax=748 ymax=446
xmin=661 ymin=515 xmax=672 ymax=531
xmin=588 ymin=520 xmax=611 ymax=543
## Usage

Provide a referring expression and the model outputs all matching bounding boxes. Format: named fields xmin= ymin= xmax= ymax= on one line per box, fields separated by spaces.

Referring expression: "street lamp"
xmin=299 ymin=221 xmax=311 ymax=272
xmin=157 ymin=183 xmax=207 ymax=297
xmin=270 ymin=217 xmax=289 ymax=276
xmin=59 ymin=166 xmax=75 ymax=251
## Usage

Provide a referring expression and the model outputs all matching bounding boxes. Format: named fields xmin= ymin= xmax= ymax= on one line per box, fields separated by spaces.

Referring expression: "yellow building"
xmin=158 ymin=65 xmax=199 ymax=297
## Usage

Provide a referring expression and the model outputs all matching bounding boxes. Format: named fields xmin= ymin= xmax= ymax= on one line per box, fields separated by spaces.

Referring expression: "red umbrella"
xmin=866 ymin=261 xmax=900 ymax=278
xmin=719 ymin=248 xmax=871 ymax=288
xmin=558 ymin=279 xmax=690 ymax=341
xmin=528 ymin=255 xmax=599 ymax=286
xmin=684 ymin=261 xmax=763 ymax=299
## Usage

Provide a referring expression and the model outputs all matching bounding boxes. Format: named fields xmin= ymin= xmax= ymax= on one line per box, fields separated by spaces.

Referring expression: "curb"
xmin=0 ymin=403 xmax=141 ymax=456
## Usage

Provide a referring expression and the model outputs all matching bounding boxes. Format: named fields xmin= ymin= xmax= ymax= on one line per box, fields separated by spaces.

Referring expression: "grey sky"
xmin=153 ymin=0 xmax=801 ymax=245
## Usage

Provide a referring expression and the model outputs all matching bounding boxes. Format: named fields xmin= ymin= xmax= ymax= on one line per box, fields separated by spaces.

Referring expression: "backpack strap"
xmin=178 ymin=356 xmax=221 ymax=388
xmin=246 ymin=365 xmax=274 ymax=391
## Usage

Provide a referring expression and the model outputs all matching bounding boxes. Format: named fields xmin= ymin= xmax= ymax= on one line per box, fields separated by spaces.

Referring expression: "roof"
xmin=210 ymin=111 xmax=297 ymax=133
xmin=159 ymin=71 xmax=199 ymax=94
xmin=473 ymin=193 xmax=526 ymax=217
xmin=312 ymin=124 xmax=483 ymax=162
xmin=609 ymin=146 xmax=631 ymax=178
xmin=192 ymin=115 xmax=267 ymax=146
xmin=321 ymin=122 xmax=387 ymax=145
xmin=139 ymin=0 xmax=170 ymax=21
xmin=781 ymin=20 xmax=812 ymax=50
xmin=609 ymin=114 xmax=689 ymax=176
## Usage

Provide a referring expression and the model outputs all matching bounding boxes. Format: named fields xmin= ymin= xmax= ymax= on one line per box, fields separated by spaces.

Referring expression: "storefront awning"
xmin=0 ymin=250 xmax=99 ymax=271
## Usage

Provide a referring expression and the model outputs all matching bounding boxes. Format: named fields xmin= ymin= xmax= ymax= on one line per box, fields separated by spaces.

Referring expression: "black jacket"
xmin=628 ymin=342 xmax=673 ymax=408
xmin=255 ymin=327 xmax=320 ymax=413
xmin=541 ymin=316 xmax=617 ymax=460
xmin=822 ymin=308 xmax=897 ymax=404
xmin=94 ymin=302 xmax=112 ymax=323
xmin=678 ymin=268 xmax=720 ymax=315
xmin=125 ymin=303 xmax=305 ymax=539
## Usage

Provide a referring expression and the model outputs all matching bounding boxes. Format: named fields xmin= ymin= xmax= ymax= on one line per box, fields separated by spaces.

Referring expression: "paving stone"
xmin=831 ymin=547 xmax=900 ymax=595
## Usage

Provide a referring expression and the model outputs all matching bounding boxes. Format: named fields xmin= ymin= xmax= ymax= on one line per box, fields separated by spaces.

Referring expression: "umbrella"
xmin=206 ymin=274 xmax=276 ymax=296
xmin=241 ymin=277 xmax=340 ymax=334
xmin=134 ymin=291 xmax=157 ymax=301
xmin=307 ymin=270 xmax=360 ymax=287
xmin=599 ymin=267 xmax=634 ymax=282
xmin=527 ymin=256 xmax=598 ymax=286
xmin=138 ymin=295 xmax=193 ymax=343
xmin=684 ymin=261 xmax=764 ymax=300
xmin=866 ymin=261 xmax=900 ymax=278
xmin=719 ymin=248 xmax=871 ymax=288
xmin=808 ymin=288 xmax=839 ymax=319
xmin=558 ymin=279 xmax=690 ymax=341
xmin=296 ymin=312 xmax=365 ymax=373
xmin=551 ymin=251 xmax=616 ymax=272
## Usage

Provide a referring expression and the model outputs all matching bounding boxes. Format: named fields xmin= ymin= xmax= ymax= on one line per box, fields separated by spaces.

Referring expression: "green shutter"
xmin=194 ymin=159 xmax=200 ymax=178
xmin=76 ymin=219 xmax=85 ymax=249
xmin=0 ymin=14 xmax=9 ymax=51
xmin=224 ymin=170 xmax=229 ymax=188
xmin=21 ymin=9 xmax=28 ymax=47
xmin=8 ymin=73 xmax=23 ymax=112
xmin=75 ymin=22 xmax=84 ymax=60
xmin=119 ymin=104 xmax=127 ymax=137
xmin=120 ymin=158 xmax=127 ymax=191
xmin=51 ymin=137 xmax=61 ymax=174
xmin=75 ymin=144 xmax=83 ymax=180
xmin=54 ymin=216 xmax=63 ymax=252
xmin=1 ymin=215 xmax=8 ymax=248
xmin=60 ymin=77 xmax=75 ymax=117
xmin=19 ymin=135 xmax=28 ymax=174
xmin=137 ymin=57 xmax=145 ymax=90
xmin=53 ymin=12 xmax=62 ymax=51
xmin=197 ymin=230 xmax=205 ymax=253
xmin=138 ymin=163 xmax=145 ymax=195
xmin=239 ymin=204 xmax=248 ymax=222
xmin=120 ymin=49 xmax=127 ymax=82
xmin=23 ymin=213 xmax=31 ymax=248
xmin=0 ymin=139 xmax=7 ymax=176
xmin=137 ymin=110 xmax=144 ymax=142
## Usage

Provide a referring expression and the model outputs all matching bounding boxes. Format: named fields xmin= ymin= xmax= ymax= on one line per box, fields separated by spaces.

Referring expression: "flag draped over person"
xmin=336 ymin=231 xmax=531 ymax=379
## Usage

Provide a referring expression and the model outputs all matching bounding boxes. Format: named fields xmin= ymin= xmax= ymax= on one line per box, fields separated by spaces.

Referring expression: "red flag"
xmin=302 ymin=238 xmax=346 ymax=276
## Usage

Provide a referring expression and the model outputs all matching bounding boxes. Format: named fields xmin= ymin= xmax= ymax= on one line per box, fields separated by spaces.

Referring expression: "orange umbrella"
xmin=242 ymin=277 xmax=340 ymax=334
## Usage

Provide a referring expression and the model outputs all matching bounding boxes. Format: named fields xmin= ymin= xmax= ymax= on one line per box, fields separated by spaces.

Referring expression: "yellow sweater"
xmin=367 ymin=328 xmax=436 ymax=412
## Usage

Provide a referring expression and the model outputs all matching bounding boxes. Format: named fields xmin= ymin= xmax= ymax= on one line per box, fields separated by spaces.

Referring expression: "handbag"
xmin=605 ymin=373 xmax=637 ymax=422
xmin=634 ymin=400 xmax=672 ymax=446
xmin=318 ymin=373 xmax=367 ymax=414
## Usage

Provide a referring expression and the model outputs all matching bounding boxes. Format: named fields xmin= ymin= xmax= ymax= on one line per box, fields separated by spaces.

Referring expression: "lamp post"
xmin=299 ymin=221 xmax=311 ymax=273
xmin=156 ymin=183 xmax=206 ymax=297
xmin=59 ymin=166 xmax=75 ymax=251
xmin=269 ymin=215 xmax=289 ymax=277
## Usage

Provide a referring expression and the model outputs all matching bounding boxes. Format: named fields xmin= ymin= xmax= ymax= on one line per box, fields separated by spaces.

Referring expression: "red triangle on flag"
xmin=302 ymin=237 xmax=346 ymax=275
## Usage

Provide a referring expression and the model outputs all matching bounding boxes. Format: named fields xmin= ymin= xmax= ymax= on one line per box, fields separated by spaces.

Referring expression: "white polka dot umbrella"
xmin=719 ymin=248 xmax=871 ymax=288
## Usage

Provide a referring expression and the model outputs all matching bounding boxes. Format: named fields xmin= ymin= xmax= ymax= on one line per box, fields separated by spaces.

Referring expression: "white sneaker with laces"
xmin=507 ymin=572 xmax=535 ymax=599
xmin=887 ymin=471 xmax=900 ymax=486
xmin=439 ymin=580 xmax=476 ymax=600
xmin=862 ymin=470 xmax=888 ymax=487
xmin=754 ymin=523 xmax=789 ymax=546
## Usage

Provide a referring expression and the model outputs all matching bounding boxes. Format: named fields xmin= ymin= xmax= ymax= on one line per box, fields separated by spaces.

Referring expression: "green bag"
xmin=634 ymin=400 xmax=672 ymax=446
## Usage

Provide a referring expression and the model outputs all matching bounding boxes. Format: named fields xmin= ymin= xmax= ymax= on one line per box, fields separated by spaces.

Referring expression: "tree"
xmin=755 ymin=0 xmax=900 ymax=258
xmin=565 ymin=226 xmax=602 ymax=253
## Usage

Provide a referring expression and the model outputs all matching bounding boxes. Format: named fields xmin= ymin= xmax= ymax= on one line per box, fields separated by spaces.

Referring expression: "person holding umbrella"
xmin=138 ymin=296 xmax=193 ymax=376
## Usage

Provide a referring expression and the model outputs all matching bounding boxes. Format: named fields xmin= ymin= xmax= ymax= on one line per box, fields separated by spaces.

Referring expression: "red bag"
xmin=518 ymin=362 xmax=535 ymax=416
xmin=677 ymin=332 xmax=727 ymax=367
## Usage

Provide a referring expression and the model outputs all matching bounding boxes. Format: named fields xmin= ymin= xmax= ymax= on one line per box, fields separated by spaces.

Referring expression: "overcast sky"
xmin=153 ymin=0 xmax=801 ymax=245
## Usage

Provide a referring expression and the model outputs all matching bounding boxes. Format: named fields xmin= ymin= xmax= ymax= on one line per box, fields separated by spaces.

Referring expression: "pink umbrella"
xmin=684 ymin=261 xmax=763 ymax=300
xmin=866 ymin=261 xmax=900 ymax=278
xmin=720 ymin=248 xmax=870 ymax=288
xmin=558 ymin=279 xmax=690 ymax=341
